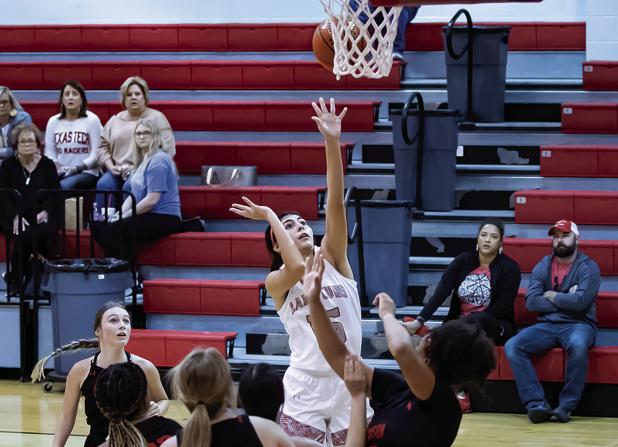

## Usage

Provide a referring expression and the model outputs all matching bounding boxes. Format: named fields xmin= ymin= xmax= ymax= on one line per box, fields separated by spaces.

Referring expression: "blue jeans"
xmin=60 ymin=172 xmax=98 ymax=190
xmin=349 ymin=2 xmax=420 ymax=53
xmin=504 ymin=321 xmax=596 ymax=413
xmin=95 ymin=171 xmax=125 ymax=210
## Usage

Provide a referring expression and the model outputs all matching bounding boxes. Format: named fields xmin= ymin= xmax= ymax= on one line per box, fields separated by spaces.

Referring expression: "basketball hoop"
xmin=319 ymin=0 xmax=402 ymax=79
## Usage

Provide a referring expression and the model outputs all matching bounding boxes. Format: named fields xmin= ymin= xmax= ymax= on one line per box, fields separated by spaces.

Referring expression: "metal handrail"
xmin=344 ymin=187 xmax=368 ymax=306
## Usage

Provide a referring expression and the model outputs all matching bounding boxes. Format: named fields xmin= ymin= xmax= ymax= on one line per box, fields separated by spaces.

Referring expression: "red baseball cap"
xmin=548 ymin=220 xmax=579 ymax=237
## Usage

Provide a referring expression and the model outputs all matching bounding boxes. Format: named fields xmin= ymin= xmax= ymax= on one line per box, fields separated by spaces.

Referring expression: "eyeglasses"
xmin=18 ymin=139 xmax=36 ymax=145
xmin=0 ymin=100 xmax=10 ymax=106
xmin=135 ymin=131 xmax=153 ymax=138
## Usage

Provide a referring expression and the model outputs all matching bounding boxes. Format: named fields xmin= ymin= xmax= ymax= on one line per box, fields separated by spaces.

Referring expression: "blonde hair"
xmin=130 ymin=118 xmax=163 ymax=187
xmin=169 ymin=348 xmax=235 ymax=447
xmin=0 ymin=86 xmax=23 ymax=117
xmin=120 ymin=76 xmax=150 ymax=108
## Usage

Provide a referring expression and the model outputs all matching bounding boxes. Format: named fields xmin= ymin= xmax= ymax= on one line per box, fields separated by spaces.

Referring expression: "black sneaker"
xmin=527 ymin=405 xmax=552 ymax=423
xmin=551 ymin=407 xmax=571 ymax=423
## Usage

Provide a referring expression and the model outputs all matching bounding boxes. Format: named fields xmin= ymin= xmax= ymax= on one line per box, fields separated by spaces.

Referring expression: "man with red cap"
xmin=505 ymin=220 xmax=600 ymax=423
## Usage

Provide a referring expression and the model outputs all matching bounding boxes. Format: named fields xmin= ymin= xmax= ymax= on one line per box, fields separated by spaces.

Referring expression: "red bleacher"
xmin=21 ymin=100 xmax=380 ymax=132
xmin=503 ymin=237 xmax=615 ymax=274
xmin=514 ymin=190 xmax=618 ymax=225
xmin=0 ymin=61 xmax=402 ymax=90
xmin=515 ymin=289 xmax=618 ymax=328
xmin=126 ymin=328 xmax=237 ymax=367
xmin=0 ymin=22 xmax=585 ymax=53
xmin=179 ymin=186 xmax=325 ymax=219
xmin=583 ymin=61 xmax=618 ymax=91
xmin=143 ymin=279 xmax=264 ymax=316
xmin=175 ymin=142 xmax=351 ymax=175
xmin=561 ymin=102 xmax=618 ymax=134
xmin=539 ymin=145 xmax=618 ymax=178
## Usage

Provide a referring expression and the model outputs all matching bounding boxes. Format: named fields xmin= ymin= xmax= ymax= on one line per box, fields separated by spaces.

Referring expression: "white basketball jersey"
xmin=277 ymin=258 xmax=363 ymax=374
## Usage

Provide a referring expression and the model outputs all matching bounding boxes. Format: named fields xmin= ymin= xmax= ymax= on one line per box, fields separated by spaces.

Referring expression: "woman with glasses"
xmin=0 ymin=86 xmax=32 ymax=161
xmin=95 ymin=76 xmax=175 ymax=210
xmin=0 ymin=123 xmax=60 ymax=294
xmin=44 ymin=80 xmax=103 ymax=190
xmin=94 ymin=118 xmax=181 ymax=260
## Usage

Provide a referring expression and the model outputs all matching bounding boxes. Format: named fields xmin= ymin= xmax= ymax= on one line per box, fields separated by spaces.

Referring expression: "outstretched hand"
xmin=229 ymin=196 xmax=273 ymax=221
xmin=373 ymin=292 xmax=396 ymax=320
xmin=344 ymin=355 xmax=366 ymax=399
xmin=303 ymin=248 xmax=325 ymax=304
xmin=311 ymin=97 xmax=347 ymax=141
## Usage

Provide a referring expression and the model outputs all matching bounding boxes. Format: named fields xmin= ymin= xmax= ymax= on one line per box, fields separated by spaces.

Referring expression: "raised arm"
xmin=343 ymin=355 xmax=367 ymax=447
xmin=375 ymin=293 xmax=436 ymax=401
xmin=312 ymin=98 xmax=353 ymax=280
xmin=305 ymin=250 xmax=373 ymax=393
xmin=230 ymin=196 xmax=305 ymax=308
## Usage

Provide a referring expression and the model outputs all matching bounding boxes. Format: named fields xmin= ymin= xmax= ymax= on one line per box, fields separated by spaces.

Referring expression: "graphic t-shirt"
xmin=367 ymin=369 xmax=461 ymax=447
xmin=551 ymin=256 xmax=574 ymax=290
xmin=458 ymin=265 xmax=491 ymax=316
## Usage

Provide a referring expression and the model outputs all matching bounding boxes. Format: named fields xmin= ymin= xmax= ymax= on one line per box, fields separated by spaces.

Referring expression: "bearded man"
xmin=505 ymin=220 xmax=601 ymax=424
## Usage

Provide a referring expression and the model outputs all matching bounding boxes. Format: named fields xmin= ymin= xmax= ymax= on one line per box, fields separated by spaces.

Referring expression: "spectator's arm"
xmin=97 ymin=117 xmax=114 ymax=167
xmin=418 ymin=254 xmax=466 ymax=321
xmin=0 ymin=147 xmax=14 ymax=159
xmin=553 ymin=263 xmax=601 ymax=312
xmin=486 ymin=260 xmax=521 ymax=320
xmin=81 ymin=115 xmax=103 ymax=169
xmin=525 ymin=262 xmax=557 ymax=313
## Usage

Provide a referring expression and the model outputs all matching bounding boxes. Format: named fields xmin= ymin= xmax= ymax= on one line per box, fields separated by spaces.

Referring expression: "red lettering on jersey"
xmin=367 ymin=423 xmax=385 ymax=440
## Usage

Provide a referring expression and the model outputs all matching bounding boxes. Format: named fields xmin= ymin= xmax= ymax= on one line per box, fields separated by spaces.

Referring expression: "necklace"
xmin=22 ymin=166 xmax=31 ymax=185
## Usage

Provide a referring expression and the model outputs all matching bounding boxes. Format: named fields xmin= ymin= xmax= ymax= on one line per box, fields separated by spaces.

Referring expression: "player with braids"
xmin=95 ymin=362 xmax=180 ymax=447
xmin=161 ymin=348 xmax=294 ymax=447
xmin=31 ymin=302 xmax=169 ymax=447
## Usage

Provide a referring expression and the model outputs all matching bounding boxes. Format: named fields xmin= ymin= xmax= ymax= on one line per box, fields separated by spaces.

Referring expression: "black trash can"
xmin=443 ymin=9 xmax=510 ymax=123
xmin=390 ymin=92 xmax=459 ymax=211
xmin=347 ymin=200 xmax=412 ymax=307
xmin=42 ymin=258 xmax=133 ymax=376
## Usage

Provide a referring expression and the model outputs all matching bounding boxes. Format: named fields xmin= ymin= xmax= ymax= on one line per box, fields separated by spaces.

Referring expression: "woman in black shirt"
xmin=407 ymin=219 xmax=521 ymax=346
xmin=0 ymin=123 xmax=60 ymax=293
xmin=305 ymin=251 xmax=496 ymax=447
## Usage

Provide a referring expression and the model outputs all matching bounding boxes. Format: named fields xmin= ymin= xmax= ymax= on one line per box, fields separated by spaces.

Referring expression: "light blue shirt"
xmin=130 ymin=151 xmax=181 ymax=218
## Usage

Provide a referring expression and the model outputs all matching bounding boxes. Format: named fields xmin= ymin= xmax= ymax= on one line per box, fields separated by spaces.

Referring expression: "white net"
xmin=319 ymin=0 xmax=402 ymax=79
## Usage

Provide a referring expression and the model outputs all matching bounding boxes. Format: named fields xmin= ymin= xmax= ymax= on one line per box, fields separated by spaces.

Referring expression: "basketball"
xmin=312 ymin=18 xmax=365 ymax=73
xmin=312 ymin=19 xmax=336 ymax=72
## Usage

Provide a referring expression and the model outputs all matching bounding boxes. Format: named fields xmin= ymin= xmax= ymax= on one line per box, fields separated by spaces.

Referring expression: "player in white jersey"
xmin=230 ymin=98 xmax=369 ymax=445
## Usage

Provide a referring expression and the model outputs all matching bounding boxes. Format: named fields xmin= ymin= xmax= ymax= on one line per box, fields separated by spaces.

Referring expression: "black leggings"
xmin=94 ymin=213 xmax=182 ymax=260
xmin=461 ymin=311 xmax=515 ymax=346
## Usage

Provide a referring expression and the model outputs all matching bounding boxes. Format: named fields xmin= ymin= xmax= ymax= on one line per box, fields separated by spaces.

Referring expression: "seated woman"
xmin=0 ymin=123 xmax=60 ymax=293
xmin=0 ymin=86 xmax=32 ymax=161
xmin=95 ymin=362 xmax=181 ymax=447
xmin=96 ymin=76 xmax=175 ymax=209
xmin=31 ymin=302 xmax=169 ymax=447
xmin=406 ymin=219 xmax=521 ymax=346
xmin=94 ymin=118 xmax=181 ymax=260
xmin=161 ymin=348 xmax=294 ymax=447
xmin=305 ymin=251 xmax=496 ymax=447
xmin=44 ymin=80 xmax=103 ymax=190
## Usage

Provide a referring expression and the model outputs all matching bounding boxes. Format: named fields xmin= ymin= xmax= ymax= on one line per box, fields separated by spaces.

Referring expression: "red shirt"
xmin=551 ymin=256 xmax=573 ymax=290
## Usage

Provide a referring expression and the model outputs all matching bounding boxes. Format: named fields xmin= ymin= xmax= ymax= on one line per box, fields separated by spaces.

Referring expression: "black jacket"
xmin=419 ymin=251 xmax=522 ymax=329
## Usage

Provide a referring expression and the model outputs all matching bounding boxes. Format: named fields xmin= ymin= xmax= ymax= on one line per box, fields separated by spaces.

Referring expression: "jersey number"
xmin=306 ymin=306 xmax=347 ymax=343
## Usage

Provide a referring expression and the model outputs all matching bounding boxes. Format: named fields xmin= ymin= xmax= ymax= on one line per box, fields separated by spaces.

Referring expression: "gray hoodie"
xmin=525 ymin=251 xmax=600 ymax=331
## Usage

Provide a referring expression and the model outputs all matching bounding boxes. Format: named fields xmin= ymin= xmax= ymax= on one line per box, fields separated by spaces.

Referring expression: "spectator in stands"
xmin=94 ymin=118 xmax=182 ymax=260
xmin=0 ymin=123 xmax=60 ymax=295
xmin=45 ymin=80 xmax=103 ymax=190
xmin=31 ymin=301 xmax=170 ymax=447
xmin=305 ymin=251 xmax=496 ymax=447
xmin=161 ymin=348 xmax=295 ymax=447
xmin=95 ymin=362 xmax=181 ymax=447
xmin=0 ymin=86 xmax=32 ymax=161
xmin=405 ymin=219 xmax=521 ymax=346
xmin=96 ymin=76 xmax=175 ymax=209
xmin=349 ymin=1 xmax=420 ymax=60
xmin=505 ymin=220 xmax=600 ymax=424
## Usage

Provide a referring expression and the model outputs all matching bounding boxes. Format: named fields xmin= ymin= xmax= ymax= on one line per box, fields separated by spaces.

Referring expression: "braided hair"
xmin=30 ymin=301 xmax=128 ymax=382
xmin=95 ymin=362 xmax=148 ymax=447
xmin=169 ymin=348 xmax=235 ymax=447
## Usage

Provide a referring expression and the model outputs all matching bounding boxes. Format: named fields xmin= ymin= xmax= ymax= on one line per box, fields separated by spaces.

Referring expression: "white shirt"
xmin=44 ymin=111 xmax=102 ymax=176
xmin=278 ymin=257 xmax=363 ymax=374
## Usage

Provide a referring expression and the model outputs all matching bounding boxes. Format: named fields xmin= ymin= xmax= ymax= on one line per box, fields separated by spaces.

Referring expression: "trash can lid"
xmin=45 ymin=258 xmax=130 ymax=273
xmin=442 ymin=25 xmax=511 ymax=34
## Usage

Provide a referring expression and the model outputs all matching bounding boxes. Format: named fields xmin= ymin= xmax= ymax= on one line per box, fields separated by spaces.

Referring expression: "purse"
xmin=200 ymin=166 xmax=257 ymax=187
